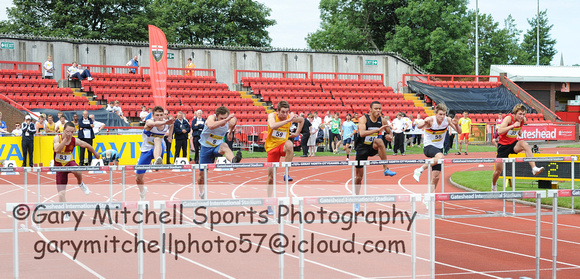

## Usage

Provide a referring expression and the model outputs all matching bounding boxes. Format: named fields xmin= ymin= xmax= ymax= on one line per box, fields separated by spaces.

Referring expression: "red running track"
xmin=0 ymin=147 xmax=579 ymax=278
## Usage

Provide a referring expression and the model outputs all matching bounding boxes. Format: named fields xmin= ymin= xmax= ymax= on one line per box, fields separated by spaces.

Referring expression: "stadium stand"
xmin=0 ymin=63 xmax=101 ymax=111
xmin=239 ymin=71 xmax=427 ymax=119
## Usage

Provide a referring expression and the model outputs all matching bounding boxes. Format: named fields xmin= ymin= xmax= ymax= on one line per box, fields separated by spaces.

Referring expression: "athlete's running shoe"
xmin=413 ymin=167 xmax=423 ymax=182
xmin=140 ymin=186 xmax=148 ymax=201
xmin=232 ymin=150 xmax=243 ymax=163
xmin=384 ymin=168 xmax=396 ymax=176
xmin=79 ymin=182 xmax=90 ymax=194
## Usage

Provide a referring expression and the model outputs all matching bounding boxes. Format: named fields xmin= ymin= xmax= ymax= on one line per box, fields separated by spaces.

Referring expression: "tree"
xmin=467 ymin=13 xmax=523 ymax=75
xmin=150 ymin=0 xmax=276 ymax=47
xmin=306 ymin=0 xmax=405 ymax=51
xmin=520 ymin=10 xmax=556 ymax=65
xmin=384 ymin=0 xmax=472 ymax=74
xmin=0 ymin=0 xmax=152 ymax=41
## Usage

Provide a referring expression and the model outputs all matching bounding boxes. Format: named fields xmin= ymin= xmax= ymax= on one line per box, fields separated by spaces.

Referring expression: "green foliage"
xmin=0 ymin=0 xmax=275 ymax=47
xmin=306 ymin=0 xmax=405 ymax=51
xmin=0 ymin=0 xmax=152 ymax=41
xmin=520 ymin=10 xmax=557 ymax=65
xmin=143 ymin=0 xmax=275 ymax=47
xmin=384 ymin=0 xmax=472 ymax=74
xmin=466 ymin=13 xmax=525 ymax=75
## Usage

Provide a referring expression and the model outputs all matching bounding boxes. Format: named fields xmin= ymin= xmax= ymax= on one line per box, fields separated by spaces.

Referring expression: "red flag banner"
xmin=148 ymin=25 xmax=167 ymax=108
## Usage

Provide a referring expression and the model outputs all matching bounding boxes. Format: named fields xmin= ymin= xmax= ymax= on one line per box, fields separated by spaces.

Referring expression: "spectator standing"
xmin=163 ymin=110 xmax=174 ymax=164
xmin=55 ymin=115 xmax=67 ymax=133
xmin=383 ymin=115 xmax=393 ymax=150
xmin=43 ymin=55 xmax=54 ymax=79
xmin=330 ymin=112 xmax=342 ymax=153
xmin=307 ymin=114 xmax=319 ymax=157
xmin=413 ymin=113 xmax=423 ymax=147
xmin=457 ymin=111 xmax=472 ymax=155
xmin=12 ymin=123 xmax=22 ymax=136
xmin=21 ymin=115 xmax=36 ymax=167
xmin=139 ymin=106 xmax=148 ymax=124
xmin=90 ymin=115 xmax=105 ymax=135
xmin=78 ymin=111 xmax=95 ymax=166
xmin=126 ymin=55 xmax=139 ymax=74
xmin=67 ymin=62 xmax=93 ymax=81
xmin=72 ymin=114 xmax=79 ymax=131
xmin=45 ymin=114 xmax=56 ymax=134
xmin=173 ymin=111 xmax=191 ymax=159
xmin=190 ymin=110 xmax=205 ymax=163
xmin=0 ymin=112 xmax=7 ymax=135
xmin=391 ymin=113 xmax=408 ymax=155
xmin=35 ymin=114 xmax=46 ymax=135
xmin=323 ymin=111 xmax=332 ymax=150
xmin=185 ymin=58 xmax=195 ymax=76
xmin=299 ymin=112 xmax=312 ymax=157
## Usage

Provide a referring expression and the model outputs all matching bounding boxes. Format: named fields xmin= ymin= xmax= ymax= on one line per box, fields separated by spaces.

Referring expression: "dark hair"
xmin=277 ymin=100 xmax=290 ymax=111
xmin=64 ymin=121 xmax=76 ymax=130
xmin=153 ymin=106 xmax=164 ymax=113
xmin=370 ymin=101 xmax=381 ymax=108
xmin=215 ymin=106 xmax=230 ymax=116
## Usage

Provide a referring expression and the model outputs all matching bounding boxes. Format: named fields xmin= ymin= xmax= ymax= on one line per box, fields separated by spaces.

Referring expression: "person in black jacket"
xmin=190 ymin=110 xmax=205 ymax=163
xmin=78 ymin=110 xmax=95 ymax=166
xmin=173 ymin=111 xmax=191 ymax=160
xmin=300 ymin=113 xmax=312 ymax=157
xmin=21 ymin=115 xmax=36 ymax=167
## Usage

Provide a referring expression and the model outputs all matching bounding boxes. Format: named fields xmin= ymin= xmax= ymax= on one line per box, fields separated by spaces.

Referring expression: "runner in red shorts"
xmin=53 ymin=122 xmax=100 ymax=204
xmin=265 ymin=100 xmax=303 ymax=214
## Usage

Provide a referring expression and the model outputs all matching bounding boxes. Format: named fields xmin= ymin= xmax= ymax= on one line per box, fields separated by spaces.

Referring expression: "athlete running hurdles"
xmin=197 ymin=106 xmax=242 ymax=199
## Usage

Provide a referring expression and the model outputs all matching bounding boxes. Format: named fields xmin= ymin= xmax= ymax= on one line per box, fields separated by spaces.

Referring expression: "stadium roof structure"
xmin=490 ymin=65 xmax=580 ymax=83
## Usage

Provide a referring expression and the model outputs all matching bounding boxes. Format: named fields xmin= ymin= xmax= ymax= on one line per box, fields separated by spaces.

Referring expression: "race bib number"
xmin=433 ymin=134 xmax=443 ymax=142
xmin=206 ymin=134 xmax=224 ymax=147
xmin=55 ymin=153 xmax=72 ymax=164
xmin=273 ymin=129 xmax=287 ymax=139
xmin=332 ymin=123 xmax=338 ymax=129
xmin=507 ymin=129 xmax=520 ymax=137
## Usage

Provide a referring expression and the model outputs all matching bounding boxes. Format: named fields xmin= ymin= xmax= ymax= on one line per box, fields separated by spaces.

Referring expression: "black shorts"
xmin=355 ymin=144 xmax=378 ymax=168
xmin=497 ymin=141 xmax=518 ymax=158
xmin=423 ymin=145 xmax=443 ymax=171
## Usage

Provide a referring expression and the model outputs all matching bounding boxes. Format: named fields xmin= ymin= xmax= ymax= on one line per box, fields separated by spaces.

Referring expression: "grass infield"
xmin=451 ymin=170 xmax=580 ymax=210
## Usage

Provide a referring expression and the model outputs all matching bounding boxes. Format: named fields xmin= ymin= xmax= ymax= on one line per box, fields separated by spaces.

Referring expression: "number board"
xmin=503 ymin=161 xmax=580 ymax=181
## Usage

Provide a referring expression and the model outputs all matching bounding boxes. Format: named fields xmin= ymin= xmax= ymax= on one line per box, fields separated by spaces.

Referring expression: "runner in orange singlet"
xmin=265 ymin=100 xmax=303 ymax=214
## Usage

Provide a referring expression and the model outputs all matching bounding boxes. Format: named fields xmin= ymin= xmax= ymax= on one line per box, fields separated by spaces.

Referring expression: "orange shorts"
xmin=267 ymin=143 xmax=286 ymax=162
xmin=459 ymin=133 xmax=469 ymax=141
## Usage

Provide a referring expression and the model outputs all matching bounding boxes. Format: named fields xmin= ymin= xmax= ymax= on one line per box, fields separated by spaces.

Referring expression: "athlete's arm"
xmin=358 ymin=116 xmax=375 ymax=138
xmin=227 ymin=117 xmax=237 ymax=141
xmin=268 ymin=112 xmax=296 ymax=130
xmin=53 ymin=135 xmax=68 ymax=153
xmin=289 ymin=116 xmax=304 ymax=138
xmin=449 ymin=115 xmax=462 ymax=134
xmin=207 ymin=114 xmax=234 ymax=130
xmin=76 ymin=139 xmax=101 ymax=159
xmin=497 ymin=115 xmax=515 ymax=135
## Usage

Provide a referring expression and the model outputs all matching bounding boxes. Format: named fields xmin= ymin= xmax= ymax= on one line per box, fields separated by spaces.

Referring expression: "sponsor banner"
xmin=30 ymin=202 xmax=125 ymax=211
xmin=447 ymin=158 xmax=497 ymax=164
xmin=445 ymin=192 xmax=525 ymax=200
xmin=180 ymin=198 xmax=265 ymax=208
xmin=149 ymin=25 xmax=168 ymax=108
xmin=317 ymin=195 xmax=398 ymax=204
xmin=571 ymin=189 xmax=580 ymax=197
xmin=517 ymin=124 xmax=576 ymax=141
xmin=291 ymin=161 xmax=349 ymax=167
xmin=368 ymin=159 xmax=425 ymax=165
xmin=215 ymin=163 xmax=266 ymax=168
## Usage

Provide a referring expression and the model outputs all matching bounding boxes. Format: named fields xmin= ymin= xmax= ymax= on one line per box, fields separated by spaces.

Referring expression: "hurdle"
xmin=293 ymin=193 xmax=424 ymax=279
xmin=153 ymin=197 xmax=288 ymax=279
xmin=6 ymin=201 xmax=148 ymax=279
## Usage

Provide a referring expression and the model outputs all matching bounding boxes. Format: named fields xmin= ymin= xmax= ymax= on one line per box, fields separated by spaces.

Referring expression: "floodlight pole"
xmin=475 ymin=0 xmax=479 ymax=77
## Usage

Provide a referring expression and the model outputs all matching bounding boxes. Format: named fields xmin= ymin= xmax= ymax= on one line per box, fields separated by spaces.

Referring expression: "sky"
xmin=0 ymin=0 xmax=578 ymax=66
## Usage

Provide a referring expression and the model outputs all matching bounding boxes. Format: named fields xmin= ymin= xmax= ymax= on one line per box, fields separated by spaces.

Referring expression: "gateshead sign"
xmin=517 ymin=124 xmax=576 ymax=141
